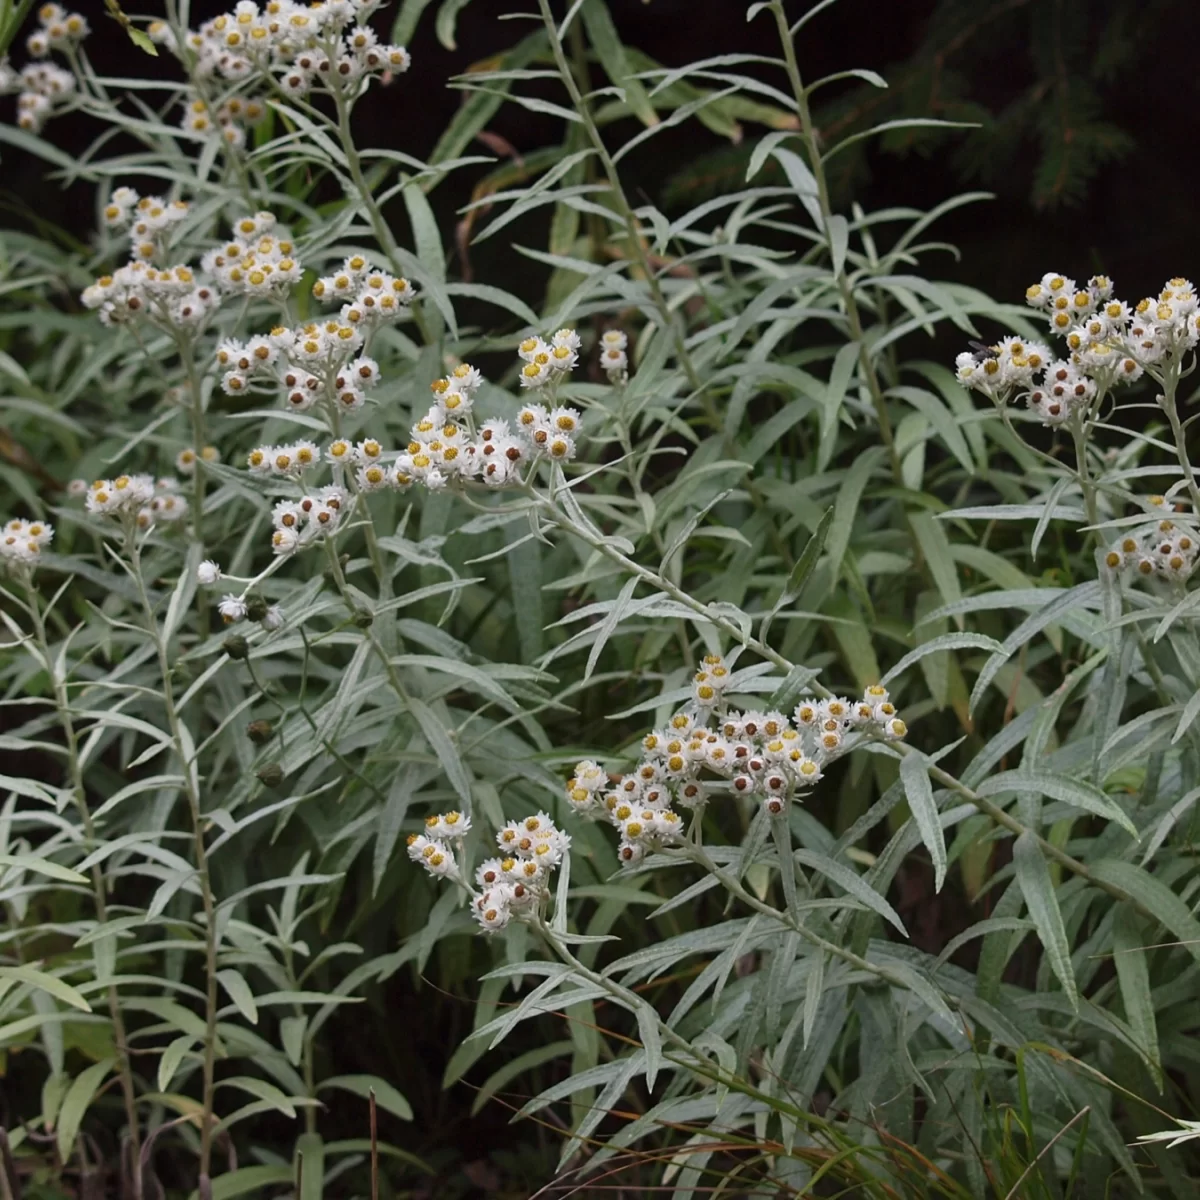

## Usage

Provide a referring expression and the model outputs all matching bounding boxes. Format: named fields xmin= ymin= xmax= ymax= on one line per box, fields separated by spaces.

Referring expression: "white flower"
xmin=601 ymin=346 xmax=628 ymax=376
xmin=552 ymin=327 xmax=581 ymax=352
xmin=408 ymin=835 xmax=456 ymax=878
xmin=347 ymin=355 xmax=380 ymax=387
xmin=261 ymin=604 xmax=284 ymax=631
xmin=447 ymin=362 xmax=483 ymax=393
xmin=473 ymin=890 xmax=512 ymax=932
xmin=271 ymin=527 xmax=300 ymax=556
xmin=517 ymin=335 xmax=548 ymax=363
xmin=424 ymin=810 xmax=472 ymax=840
xmin=218 ymin=594 xmax=247 ymax=623
xmin=197 ymin=559 xmax=221 ymax=585
xmin=273 ymin=500 xmax=304 ymax=530
xmin=355 ymin=438 xmax=383 ymax=464
xmin=357 ymin=462 xmax=389 ymax=491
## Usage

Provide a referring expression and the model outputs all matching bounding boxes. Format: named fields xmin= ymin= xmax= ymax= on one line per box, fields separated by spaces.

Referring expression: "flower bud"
xmin=255 ymin=762 xmax=284 ymax=788
xmin=352 ymin=608 xmax=374 ymax=628
xmin=222 ymin=634 xmax=249 ymax=660
xmin=245 ymin=594 xmax=269 ymax=622
xmin=246 ymin=719 xmax=274 ymax=745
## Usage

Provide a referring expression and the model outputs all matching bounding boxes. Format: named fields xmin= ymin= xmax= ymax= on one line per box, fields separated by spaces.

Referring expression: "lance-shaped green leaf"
xmin=1013 ymin=832 xmax=1078 ymax=1011
xmin=1112 ymin=903 xmax=1162 ymax=1089
xmin=900 ymin=751 xmax=946 ymax=891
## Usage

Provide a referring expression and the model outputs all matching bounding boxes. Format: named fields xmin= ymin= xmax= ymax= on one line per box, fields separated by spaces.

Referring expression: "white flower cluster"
xmin=81 ymin=191 xmax=219 ymax=330
xmin=100 ymin=188 xmax=190 ymax=258
xmin=175 ymin=446 xmax=222 ymax=475
xmin=955 ymin=274 xmax=1200 ymax=426
xmin=566 ymin=665 xmax=908 ymax=866
xmin=200 ymin=212 xmax=304 ymax=297
xmin=516 ymin=327 xmax=581 ymax=390
xmin=406 ymin=809 xmax=472 ymax=880
xmin=311 ymin=256 xmax=416 ymax=322
xmin=216 ymin=256 xmax=410 ymax=409
xmin=81 ymin=261 xmax=217 ymax=330
xmin=472 ymin=813 xmax=570 ymax=933
xmin=599 ymin=329 xmax=629 ymax=382
xmin=82 ymin=208 xmax=302 ymax=332
xmin=388 ymin=335 xmax=587 ymax=493
xmin=24 ymin=3 xmax=88 ymax=56
xmin=406 ymin=807 xmax=572 ymax=935
xmin=1 ymin=516 xmax=54 ymax=568
xmin=148 ymin=1 xmax=409 ymax=145
xmin=0 ymin=5 xmax=85 ymax=134
xmin=242 ymin=435 xmax=402 ymax=556
xmin=82 ymin=474 xmax=189 ymax=528
xmin=1104 ymin=502 xmax=1198 ymax=586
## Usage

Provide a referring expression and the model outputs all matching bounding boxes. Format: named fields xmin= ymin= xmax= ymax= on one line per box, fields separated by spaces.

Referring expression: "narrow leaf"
xmin=1013 ymin=832 xmax=1078 ymax=1011
xmin=900 ymin=752 xmax=946 ymax=891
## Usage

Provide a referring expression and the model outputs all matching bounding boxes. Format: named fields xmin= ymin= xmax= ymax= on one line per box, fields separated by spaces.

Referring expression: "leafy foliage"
xmin=0 ymin=0 xmax=1198 ymax=1197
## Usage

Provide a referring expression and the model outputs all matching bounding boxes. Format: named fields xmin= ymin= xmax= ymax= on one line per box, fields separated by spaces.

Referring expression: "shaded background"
xmin=4 ymin=0 xmax=1193 ymax=312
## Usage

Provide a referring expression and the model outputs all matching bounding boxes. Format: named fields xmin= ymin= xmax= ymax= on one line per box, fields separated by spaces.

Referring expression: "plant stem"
xmin=534 ymin=0 xmax=792 ymax=565
xmin=530 ymin=489 xmax=1157 ymax=921
xmin=128 ymin=540 xmax=220 ymax=1181
xmin=24 ymin=578 xmax=143 ymax=1200
xmin=329 ymin=73 xmax=433 ymax=348
xmin=535 ymin=0 xmax=705 ymax=405
xmin=1158 ymin=365 xmax=1200 ymax=516
xmin=769 ymin=2 xmax=900 ymax=481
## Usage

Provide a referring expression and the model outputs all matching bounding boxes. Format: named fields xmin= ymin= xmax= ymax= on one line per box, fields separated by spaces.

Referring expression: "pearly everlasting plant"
xmin=2 ymin=0 xmax=1199 ymax=1196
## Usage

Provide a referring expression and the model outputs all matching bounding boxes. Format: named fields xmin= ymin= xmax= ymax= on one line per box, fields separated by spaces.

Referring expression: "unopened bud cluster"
xmin=0 ymin=4 xmax=85 ymax=134
xmin=566 ymin=662 xmax=908 ymax=867
xmin=1104 ymin=499 xmax=1198 ymax=586
xmin=955 ymin=274 xmax=1200 ymax=427
xmin=1 ymin=516 xmax=54 ymax=568
xmin=148 ymin=1 xmax=410 ymax=147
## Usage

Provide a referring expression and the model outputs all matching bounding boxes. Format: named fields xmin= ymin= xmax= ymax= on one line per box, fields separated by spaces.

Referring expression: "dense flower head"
xmin=201 ymin=214 xmax=304 ymax=297
xmin=406 ymin=807 xmax=569 ymax=934
xmin=0 ymin=515 xmax=54 ymax=568
xmin=1104 ymin=504 xmax=1199 ymax=586
xmin=954 ymin=274 xmax=1197 ymax=426
xmin=517 ymin=328 xmax=582 ymax=392
xmin=0 ymin=5 xmax=86 ymax=134
xmin=565 ymin=663 xmax=908 ymax=865
xmin=149 ymin=1 xmax=408 ymax=142
xmin=78 ymin=474 xmax=188 ymax=531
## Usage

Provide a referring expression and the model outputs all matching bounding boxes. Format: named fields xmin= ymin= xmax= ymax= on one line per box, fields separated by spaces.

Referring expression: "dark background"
xmin=5 ymin=0 xmax=1195 ymax=315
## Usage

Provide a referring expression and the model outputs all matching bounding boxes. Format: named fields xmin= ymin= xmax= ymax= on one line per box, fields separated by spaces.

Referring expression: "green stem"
xmin=769 ymin=2 xmax=900 ymax=481
xmin=128 ymin=539 xmax=220 ymax=1182
xmin=1158 ymin=365 xmax=1200 ymax=516
xmin=322 ymin=538 xmax=412 ymax=707
xmin=530 ymin=488 xmax=1156 ymax=921
xmin=328 ymin=73 xmax=433 ymax=347
xmin=535 ymin=0 xmax=791 ymax=564
xmin=25 ymin=577 xmax=143 ymax=1200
